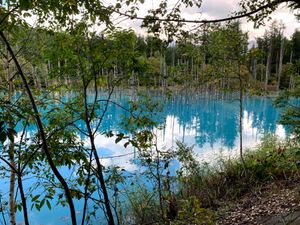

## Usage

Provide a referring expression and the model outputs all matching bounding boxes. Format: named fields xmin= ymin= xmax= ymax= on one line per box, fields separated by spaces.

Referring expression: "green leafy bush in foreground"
xmin=171 ymin=196 xmax=215 ymax=225
xmin=122 ymin=135 xmax=300 ymax=224
xmin=178 ymin=135 xmax=300 ymax=208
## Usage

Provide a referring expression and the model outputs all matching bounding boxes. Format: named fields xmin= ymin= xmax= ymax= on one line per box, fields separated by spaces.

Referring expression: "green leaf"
xmin=32 ymin=194 xmax=40 ymax=202
xmin=0 ymin=131 xmax=6 ymax=144
xmin=17 ymin=204 xmax=22 ymax=212
xmin=8 ymin=128 xmax=17 ymax=136
xmin=164 ymin=161 xmax=169 ymax=169
xmin=129 ymin=140 xmax=138 ymax=148
xmin=115 ymin=133 xmax=124 ymax=144
xmin=115 ymin=137 xmax=122 ymax=143
xmin=105 ymin=130 xmax=114 ymax=137
xmin=35 ymin=203 xmax=40 ymax=211
xmin=40 ymin=199 xmax=45 ymax=208
xmin=116 ymin=3 xmax=121 ymax=8
xmin=19 ymin=0 xmax=31 ymax=10
xmin=7 ymin=128 xmax=16 ymax=143
xmin=46 ymin=200 xmax=51 ymax=210
xmin=117 ymin=133 xmax=124 ymax=138
xmin=124 ymin=142 xmax=129 ymax=148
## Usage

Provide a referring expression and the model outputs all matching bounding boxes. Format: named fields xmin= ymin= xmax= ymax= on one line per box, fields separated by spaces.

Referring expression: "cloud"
xmin=197 ymin=0 xmax=239 ymax=18
xmin=112 ymin=0 xmax=299 ymax=41
xmin=242 ymin=6 xmax=300 ymax=42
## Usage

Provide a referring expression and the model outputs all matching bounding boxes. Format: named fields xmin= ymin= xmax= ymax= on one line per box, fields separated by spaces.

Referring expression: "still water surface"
xmin=93 ymin=90 xmax=286 ymax=171
xmin=9 ymin=90 xmax=287 ymax=224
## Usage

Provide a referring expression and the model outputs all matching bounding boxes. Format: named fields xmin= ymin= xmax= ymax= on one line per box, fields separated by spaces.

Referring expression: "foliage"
xmin=274 ymin=83 xmax=300 ymax=138
xmin=175 ymin=135 xmax=300 ymax=208
xmin=123 ymin=182 xmax=161 ymax=225
xmin=238 ymin=0 xmax=300 ymax=27
xmin=0 ymin=119 xmax=16 ymax=144
xmin=0 ymin=0 xmax=299 ymax=224
xmin=171 ymin=196 xmax=215 ymax=225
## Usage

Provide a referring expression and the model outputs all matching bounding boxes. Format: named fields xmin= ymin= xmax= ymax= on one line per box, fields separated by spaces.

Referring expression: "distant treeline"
xmin=1 ymin=20 xmax=299 ymax=92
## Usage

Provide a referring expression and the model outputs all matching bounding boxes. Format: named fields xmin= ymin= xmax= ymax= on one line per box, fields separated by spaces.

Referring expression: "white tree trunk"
xmin=277 ymin=36 xmax=284 ymax=90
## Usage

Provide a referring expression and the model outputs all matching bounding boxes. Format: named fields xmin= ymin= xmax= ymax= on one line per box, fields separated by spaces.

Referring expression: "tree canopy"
xmin=0 ymin=0 xmax=299 ymax=225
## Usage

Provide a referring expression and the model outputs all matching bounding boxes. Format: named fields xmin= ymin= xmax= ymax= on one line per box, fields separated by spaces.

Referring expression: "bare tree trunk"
xmin=8 ymin=133 xmax=16 ymax=225
xmin=57 ymin=60 xmax=61 ymax=85
xmin=191 ymin=57 xmax=194 ymax=81
xmin=79 ymin=55 xmax=116 ymax=225
xmin=239 ymin=74 xmax=244 ymax=165
xmin=289 ymin=76 xmax=294 ymax=90
xmin=265 ymin=40 xmax=273 ymax=92
xmin=252 ymin=56 xmax=257 ymax=87
xmin=275 ymin=51 xmax=279 ymax=79
xmin=81 ymin=151 xmax=93 ymax=225
xmin=0 ymin=31 xmax=77 ymax=225
xmin=17 ymin=176 xmax=29 ymax=225
xmin=32 ymin=64 xmax=41 ymax=89
xmin=160 ymin=54 xmax=163 ymax=87
xmin=45 ymin=60 xmax=51 ymax=87
xmin=171 ymin=46 xmax=175 ymax=86
xmin=6 ymin=57 xmax=16 ymax=225
xmin=155 ymin=150 xmax=164 ymax=221
xmin=288 ymin=50 xmax=293 ymax=89
xmin=277 ymin=36 xmax=284 ymax=91
xmin=163 ymin=55 xmax=167 ymax=88
xmin=260 ymin=60 xmax=263 ymax=84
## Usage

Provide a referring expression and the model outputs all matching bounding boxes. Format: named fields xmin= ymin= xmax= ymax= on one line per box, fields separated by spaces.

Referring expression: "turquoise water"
xmin=93 ymin=91 xmax=286 ymax=169
xmin=3 ymin=90 xmax=287 ymax=224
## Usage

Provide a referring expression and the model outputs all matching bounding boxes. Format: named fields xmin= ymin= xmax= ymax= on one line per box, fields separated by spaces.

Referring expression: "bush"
xmin=176 ymin=135 xmax=300 ymax=207
xmin=171 ymin=196 xmax=215 ymax=225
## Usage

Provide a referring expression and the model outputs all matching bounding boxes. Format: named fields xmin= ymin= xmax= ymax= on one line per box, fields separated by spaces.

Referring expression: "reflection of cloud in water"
xmin=90 ymin=107 xmax=287 ymax=168
xmin=89 ymin=135 xmax=138 ymax=172
xmin=11 ymin=93 xmax=288 ymax=169
xmin=275 ymin=124 xmax=286 ymax=137
xmin=10 ymin=93 xmax=289 ymax=225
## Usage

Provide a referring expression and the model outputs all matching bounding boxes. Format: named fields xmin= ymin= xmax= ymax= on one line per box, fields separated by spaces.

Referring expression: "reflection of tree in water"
xmin=158 ymin=92 xmax=283 ymax=149
xmin=243 ymin=96 xmax=279 ymax=134
xmin=15 ymin=90 xmax=284 ymax=150
xmin=182 ymin=95 xmax=239 ymax=149
xmin=91 ymin=91 xmax=283 ymax=149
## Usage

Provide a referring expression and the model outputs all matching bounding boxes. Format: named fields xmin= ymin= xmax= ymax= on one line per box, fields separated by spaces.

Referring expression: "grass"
xmin=121 ymin=135 xmax=300 ymax=224
xmin=178 ymin=135 xmax=300 ymax=209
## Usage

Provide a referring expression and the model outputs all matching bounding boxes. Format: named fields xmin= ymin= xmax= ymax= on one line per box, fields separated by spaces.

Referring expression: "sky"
xmin=107 ymin=0 xmax=300 ymax=43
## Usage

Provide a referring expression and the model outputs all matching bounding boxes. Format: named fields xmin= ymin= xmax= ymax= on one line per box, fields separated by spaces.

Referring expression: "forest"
xmin=1 ymin=20 xmax=299 ymax=92
xmin=0 ymin=0 xmax=300 ymax=225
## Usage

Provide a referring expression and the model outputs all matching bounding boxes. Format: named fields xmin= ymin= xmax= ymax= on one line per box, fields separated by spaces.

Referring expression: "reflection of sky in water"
xmin=4 ymin=91 xmax=289 ymax=224
xmin=93 ymin=112 xmax=286 ymax=171
xmin=88 ymin=93 xmax=287 ymax=171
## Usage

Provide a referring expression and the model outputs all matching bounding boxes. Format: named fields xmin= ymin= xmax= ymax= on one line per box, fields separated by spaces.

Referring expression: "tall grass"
xmin=121 ymin=135 xmax=300 ymax=224
xmin=178 ymin=135 xmax=300 ymax=208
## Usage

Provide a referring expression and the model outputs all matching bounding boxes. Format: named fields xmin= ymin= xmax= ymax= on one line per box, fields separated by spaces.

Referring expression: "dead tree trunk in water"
xmin=265 ymin=39 xmax=273 ymax=92
xmin=238 ymin=64 xmax=245 ymax=167
xmin=277 ymin=36 xmax=284 ymax=91
xmin=252 ymin=56 xmax=257 ymax=87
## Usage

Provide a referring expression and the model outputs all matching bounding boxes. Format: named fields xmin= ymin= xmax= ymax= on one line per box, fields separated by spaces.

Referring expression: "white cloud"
xmin=112 ymin=0 xmax=299 ymax=41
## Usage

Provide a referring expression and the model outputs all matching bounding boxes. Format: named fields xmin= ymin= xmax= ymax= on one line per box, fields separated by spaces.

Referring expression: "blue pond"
xmin=3 ymin=90 xmax=288 ymax=224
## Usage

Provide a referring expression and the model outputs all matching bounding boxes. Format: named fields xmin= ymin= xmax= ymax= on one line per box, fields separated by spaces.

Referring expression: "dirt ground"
xmin=217 ymin=179 xmax=300 ymax=225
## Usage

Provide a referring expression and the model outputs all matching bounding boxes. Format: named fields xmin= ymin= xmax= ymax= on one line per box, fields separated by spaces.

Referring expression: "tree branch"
xmin=114 ymin=0 xmax=286 ymax=24
xmin=0 ymin=30 xmax=77 ymax=225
